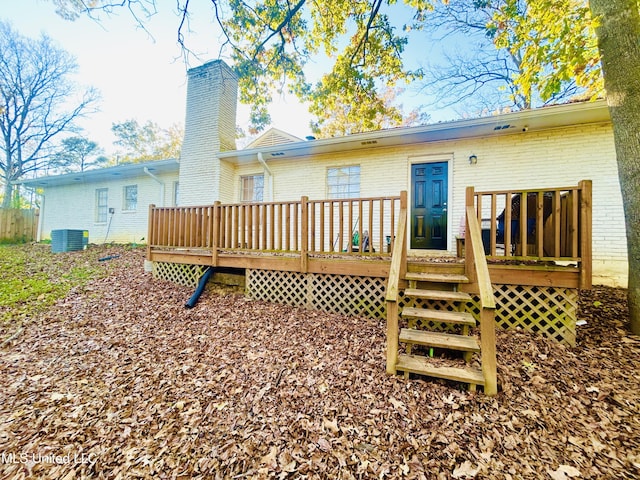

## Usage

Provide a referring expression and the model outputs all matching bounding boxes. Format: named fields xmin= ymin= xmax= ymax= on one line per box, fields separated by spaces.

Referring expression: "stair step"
xmin=399 ymin=328 xmax=480 ymax=352
xmin=405 ymin=272 xmax=469 ymax=284
xmin=401 ymin=307 xmax=476 ymax=327
xmin=404 ymin=288 xmax=472 ymax=302
xmin=396 ymin=354 xmax=485 ymax=385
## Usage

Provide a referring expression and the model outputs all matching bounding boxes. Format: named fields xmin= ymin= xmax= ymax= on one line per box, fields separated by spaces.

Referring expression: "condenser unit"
xmin=51 ymin=229 xmax=89 ymax=253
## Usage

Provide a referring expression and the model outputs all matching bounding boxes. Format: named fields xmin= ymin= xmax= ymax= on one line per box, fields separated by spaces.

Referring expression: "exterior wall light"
xmin=469 ymin=154 xmax=478 ymax=165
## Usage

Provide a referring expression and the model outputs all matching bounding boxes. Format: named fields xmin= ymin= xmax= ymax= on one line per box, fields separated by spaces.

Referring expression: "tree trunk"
xmin=590 ymin=0 xmax=640 ymax=334
xmin=2 ymin=181 xmax=13 ymax=209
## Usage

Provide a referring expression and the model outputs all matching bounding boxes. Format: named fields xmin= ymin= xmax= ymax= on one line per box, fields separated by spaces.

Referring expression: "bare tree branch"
xmin=0 ymin=21 xmax=99 ymax=206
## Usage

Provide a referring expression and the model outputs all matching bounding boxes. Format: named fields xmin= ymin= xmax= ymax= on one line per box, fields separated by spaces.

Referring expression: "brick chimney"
xmin=178 ymin=60 xmax=238 ymax=205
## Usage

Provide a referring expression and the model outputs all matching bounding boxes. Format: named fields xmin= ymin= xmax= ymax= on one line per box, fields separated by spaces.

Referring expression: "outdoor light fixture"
xmin=469 ymin=154 xmax=478 ymax=165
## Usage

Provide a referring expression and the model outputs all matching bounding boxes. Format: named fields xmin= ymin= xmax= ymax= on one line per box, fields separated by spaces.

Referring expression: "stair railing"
xmin=385 ymin=191 xmax=408 ymax=375
xmin=465 ymin=203 xmax=498 ymax=396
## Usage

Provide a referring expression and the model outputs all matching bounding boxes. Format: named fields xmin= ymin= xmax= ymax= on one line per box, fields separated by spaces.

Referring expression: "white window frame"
xmin=95 ymin=188 xmax=108 ymax=223
xmin=173 ymin=181 xmax=179 ymax=206
xmin=123 ymin=185 xmax=138 ymax=212
xmin=327 ymin=165 xmax=360 ymax=199
xmin=240 ymin=174 xmax=264 ymax=202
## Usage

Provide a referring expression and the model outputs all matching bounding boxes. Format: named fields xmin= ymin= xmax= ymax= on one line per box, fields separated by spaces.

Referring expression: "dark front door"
xmin=411 ymin=162 xmax=448 ymax=249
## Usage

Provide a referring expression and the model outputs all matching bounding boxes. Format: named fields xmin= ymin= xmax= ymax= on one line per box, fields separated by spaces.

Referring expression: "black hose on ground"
xmin=185 ymin=267 xmax=214 ymax=309
xmin=98 ymin=254 xmax=120 ymax=262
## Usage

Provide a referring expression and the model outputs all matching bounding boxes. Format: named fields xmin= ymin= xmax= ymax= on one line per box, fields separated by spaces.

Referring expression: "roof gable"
xmin=246 ymin=128 xmax=303 ymax=149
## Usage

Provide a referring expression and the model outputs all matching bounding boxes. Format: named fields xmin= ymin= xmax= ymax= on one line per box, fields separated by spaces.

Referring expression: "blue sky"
xmin=2 ymin=1 xmax=449 ymax=155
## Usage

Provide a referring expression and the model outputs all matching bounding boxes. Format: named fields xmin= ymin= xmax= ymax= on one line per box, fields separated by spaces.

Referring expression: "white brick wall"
xmin=219 ymin=160 xmax=236 ymax=203
xmin=41 ymin=170 xmax=178 ymax=244
xmin=178 ymin=60 xmax=238 ymax=205
xmin=231 ymin=122 xmax=626 ymax=286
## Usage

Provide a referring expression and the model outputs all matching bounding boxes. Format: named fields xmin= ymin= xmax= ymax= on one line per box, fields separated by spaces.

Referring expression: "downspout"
xmin=144 ymin=167 xmax=165 ymax=207
xmin=37 ymin=193 xmax=44 ymax=242
xmin=257 ymin=152 xmax=273 ymax=202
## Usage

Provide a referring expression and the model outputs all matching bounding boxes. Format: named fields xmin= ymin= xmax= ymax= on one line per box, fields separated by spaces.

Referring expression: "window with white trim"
xmin=123 ymin=185 xmax=137 ymax=211
xmin=327 ymin=166 xmax=360 ymax=199
xmin=95 ymin=188 xmax=108 ymax=223
xmin=240 ymin=175 xmax=264 ymax=202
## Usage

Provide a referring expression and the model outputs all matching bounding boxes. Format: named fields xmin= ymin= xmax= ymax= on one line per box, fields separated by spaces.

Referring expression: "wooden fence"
xmin=0 ymin=209 xmax=39 ymax=243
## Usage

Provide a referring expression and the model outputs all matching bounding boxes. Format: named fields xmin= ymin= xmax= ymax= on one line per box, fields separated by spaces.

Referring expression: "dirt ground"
xmin=0 ymin=245 xmax=638 ymax=479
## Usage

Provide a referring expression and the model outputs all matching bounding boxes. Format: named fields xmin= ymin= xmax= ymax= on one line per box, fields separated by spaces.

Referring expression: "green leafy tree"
xmin=0 ymin=20 xmax=99 ymax=208
xmin=417 ymin=0 xmax=602 ymax=113
xmin=52 ymin=136 xmax=105 ymax=172
xmin=48 ymin=1 xmax=601 ymax=130
xmin=111 ymin=119 xmax=182 ymax=163
xmin=490 ymin=0 xmax=602 ymax=106
xmin=311 ymin=86 xmax=429 ymax=137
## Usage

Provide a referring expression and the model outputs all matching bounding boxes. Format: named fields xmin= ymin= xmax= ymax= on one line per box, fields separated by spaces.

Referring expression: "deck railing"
xmin=384 ymin=192 xmax=408 ymax=375
xmin=148 ymin=194 xmax=402 ymax=258
xmin=464 ymin=203 xmax=497 ymax=396
xmin=467 ymin=180 xmax=592 ymax=288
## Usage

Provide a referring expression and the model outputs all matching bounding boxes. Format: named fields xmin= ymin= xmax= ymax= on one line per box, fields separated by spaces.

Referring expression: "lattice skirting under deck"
xmin=246 ymin=268 xmax=578 ymax=346
xmin=247 ymin=269 xmax=388 ymax=318
xmin=152 ymin=263 xmax=578 ymax=346
xmin=491 ymin=285 xmax=578 ymax=346
xmin=152 ymin=262 xmax=207 ymax=288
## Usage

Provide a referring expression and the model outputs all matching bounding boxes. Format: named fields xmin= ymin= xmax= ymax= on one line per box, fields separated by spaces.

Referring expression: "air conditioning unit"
xmin=51 ymin=229 xmax=89 ymax=253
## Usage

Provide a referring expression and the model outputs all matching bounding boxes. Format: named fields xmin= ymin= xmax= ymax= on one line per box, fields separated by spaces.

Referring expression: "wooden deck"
xmin=147 ymin=181 xmax=591 ymax=290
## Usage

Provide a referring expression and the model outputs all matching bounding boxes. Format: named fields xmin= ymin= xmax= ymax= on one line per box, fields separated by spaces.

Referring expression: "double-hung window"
xmin=95 ymin=188 xmax=108 ymax=223
xmin=123 ymin=185 xmax=137 ymax=211
xmin=241 ymin=175 xmax=264 ymax=202
xmin=327 ymin=166 xmax=360 ymax=199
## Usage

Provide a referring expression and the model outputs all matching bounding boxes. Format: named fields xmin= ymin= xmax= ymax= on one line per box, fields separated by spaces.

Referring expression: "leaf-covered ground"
xmin=0 ymin=245 xmax=638 ymax=479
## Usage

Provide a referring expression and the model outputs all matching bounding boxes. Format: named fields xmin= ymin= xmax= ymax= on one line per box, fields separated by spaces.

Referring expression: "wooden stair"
xmin=384 ymin=192 xmax=496 ymax=395
xmin=399 ymin=329 xmax=480 ymax=351
xmin=396 ymin=355 xmax=485 ymax=385
xmin=394 ymin=270 xmax=485 ymax=392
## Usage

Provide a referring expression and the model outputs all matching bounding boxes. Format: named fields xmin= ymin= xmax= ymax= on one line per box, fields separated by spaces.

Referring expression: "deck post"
xmin=301 ymin=196 xmax=309 ymax=273
xmin=386 ymin=300 xmax=399 ymax=374
xmin=466 ymin=205 xmax=498 ymax=396
xmin=212 ymin=201 xmax=220 ymax=267
xmin=147 ymin=204 xmax=155 ymax=260
xmin=33 ymin=209 xmax=40 ymax=242
xmin=579 ymin=180 xmax=593 ymax=289
xmin=385 ymin=190 xmax=408 ymax=375
xmin=480 ymin=307 xmax=498 ymax=396
xmin=399 ymin=191 xmax=407 ymax=279
xmin=465 ymin=187 xmax=476 ymax=282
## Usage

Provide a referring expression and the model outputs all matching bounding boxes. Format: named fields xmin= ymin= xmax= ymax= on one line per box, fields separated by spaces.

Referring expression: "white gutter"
xmin=257 ymin=152 xmax=274 ymax=202
xmin=144 ymin=167 xmax=165 ymax=206
xmin=219 ymin=100 xmax=611 ymax=164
